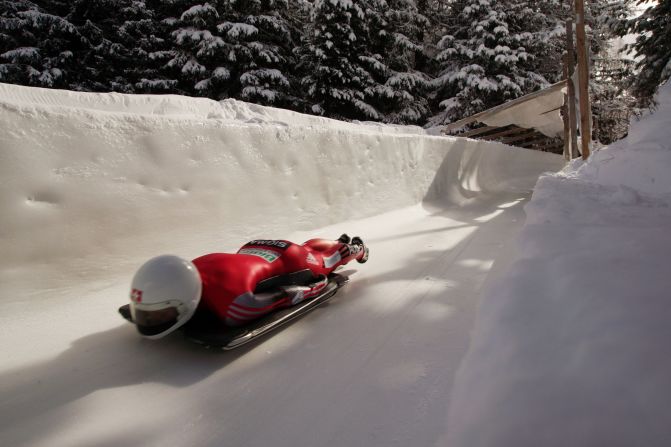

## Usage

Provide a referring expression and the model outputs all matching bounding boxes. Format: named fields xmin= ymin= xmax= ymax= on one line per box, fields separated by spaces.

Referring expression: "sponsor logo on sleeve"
xmin=238 ymin=248 xmax=280 ymax=263
xmin=244 ymin=240 xmax=291 ymax=250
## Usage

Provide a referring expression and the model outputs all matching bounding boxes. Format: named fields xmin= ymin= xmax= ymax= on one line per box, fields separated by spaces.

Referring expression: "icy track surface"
xmin=0 ymin=84 xmax=563 ymax=447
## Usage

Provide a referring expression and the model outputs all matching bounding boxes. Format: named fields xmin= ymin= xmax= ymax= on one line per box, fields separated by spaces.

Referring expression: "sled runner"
xmin=119 ymin=273 xmax=349 ymax=350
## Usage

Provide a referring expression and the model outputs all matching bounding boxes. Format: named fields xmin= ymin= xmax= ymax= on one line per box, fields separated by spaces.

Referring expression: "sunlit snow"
xmin=4 ymin=80 xmax=669 ymax=447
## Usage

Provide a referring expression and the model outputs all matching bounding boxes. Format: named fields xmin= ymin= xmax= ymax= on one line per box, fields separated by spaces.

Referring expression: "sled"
xmin=119 ymin=273 xmax=349 ymax=350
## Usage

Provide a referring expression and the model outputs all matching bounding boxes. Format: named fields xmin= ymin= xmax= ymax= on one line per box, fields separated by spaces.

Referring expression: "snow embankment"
xmin=447 ymin=85 xmax=671 ymax=446
xmin=0 ymin=83 xmax=563 ymax=290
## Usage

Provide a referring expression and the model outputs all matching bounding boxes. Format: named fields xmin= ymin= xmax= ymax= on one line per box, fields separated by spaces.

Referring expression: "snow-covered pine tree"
xmin=414 ymin=0 xmax=450 ymax=72
xmin=164 ymin=1 xmax=230 ymax=97
xmin=298 ymin=0 xmax=382 ymax=121
xmin=226 ymin=0 xmax=296 ymax=107
xmin=620 ymin=0 xmax=671 ymax=107
xmin=265 ymin=0 xmax=314 ymax=111
xmin=522 ymin=1 xmax=569 ymax=86
xmin=368 ymin=0 xmax=431 ymax=124
xmin=582 ymin=0 xmax=635 ymax=143
xmin=137 ymin=0 xmax=202 ymax=94
xmin=165 ymin=1 xmax=296 ymax=105
xmin=65 ymin=0 xmax=142 ymax=92
xmin=0 ymin=0 xmax=84 ymax=88
xmin=115 ymin=0 xmax=177 ymax=93
xmin=591 ymin=51 xmax=634 ymax=143
xmin=430 ymin=0 xmax=553 ymax=126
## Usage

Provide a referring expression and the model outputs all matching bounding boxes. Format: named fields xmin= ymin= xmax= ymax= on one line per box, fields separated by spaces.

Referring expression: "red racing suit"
xmin=191 ymin=238 xmax=365 ymax=327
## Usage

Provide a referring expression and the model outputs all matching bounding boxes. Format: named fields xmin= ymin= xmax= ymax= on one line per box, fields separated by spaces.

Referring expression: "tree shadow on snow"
xmin=317 ymin=194 xmax=530 ymax=445
xmin=0 ymin=321 xmax=263 ymax=446
xmin=270 ymin=196 xmax=531 ymax=447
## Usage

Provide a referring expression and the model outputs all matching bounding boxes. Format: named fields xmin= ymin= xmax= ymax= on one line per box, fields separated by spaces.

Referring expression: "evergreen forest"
xmin=1 ymin=0 xmax=669 ymax=144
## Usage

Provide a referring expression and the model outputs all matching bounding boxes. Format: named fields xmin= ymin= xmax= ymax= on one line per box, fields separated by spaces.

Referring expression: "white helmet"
xmin=129 ymin=255 xmax=202 ymax=339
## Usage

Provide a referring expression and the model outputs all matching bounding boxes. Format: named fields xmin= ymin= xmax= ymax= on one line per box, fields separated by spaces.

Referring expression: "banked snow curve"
xmin=0 ymin=82 xmax=564 ymax=283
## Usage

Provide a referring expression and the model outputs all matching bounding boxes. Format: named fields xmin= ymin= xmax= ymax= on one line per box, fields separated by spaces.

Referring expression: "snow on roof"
xmin=444 ymin=81 xmax=567 ymax=138
xmin=481 ymin=84 xmax=566 ymax=137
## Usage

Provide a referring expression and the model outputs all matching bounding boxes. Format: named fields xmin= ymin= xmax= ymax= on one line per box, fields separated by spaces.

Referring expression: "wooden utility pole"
xmin=575 ymin=0 xmax=591 ymax=160
xmin=562 ymin=55 xmax=571 ymax=160
xmin=566 ymin=20 xmax=579 ymax=159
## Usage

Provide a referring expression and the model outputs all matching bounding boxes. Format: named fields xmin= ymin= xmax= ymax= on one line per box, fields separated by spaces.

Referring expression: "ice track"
xmin=0 ymin=84 xmax=563 ymax=447
xmin=0 ymin=196 xmax=531 ymax=447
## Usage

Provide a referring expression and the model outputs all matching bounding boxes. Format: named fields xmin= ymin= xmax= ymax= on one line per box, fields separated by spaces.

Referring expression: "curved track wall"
xmin=0 ymin=83 xmax=564 ymax=281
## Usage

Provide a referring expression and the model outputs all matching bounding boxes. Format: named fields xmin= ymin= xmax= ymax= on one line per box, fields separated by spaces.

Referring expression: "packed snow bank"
xmin=0 ymin=83 xmax=563 ymax=289
xmin=0 ymin=82 xmax=425 ymax=133
xmin=447 ymin=85 xmax=671 ymax=446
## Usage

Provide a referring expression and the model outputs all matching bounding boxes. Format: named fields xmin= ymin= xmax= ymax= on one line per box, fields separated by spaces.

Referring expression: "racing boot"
xmin=351 ymin=236 xmax=369 ymax=263
xmin=338 ymin=233 xmax=351 ymax=244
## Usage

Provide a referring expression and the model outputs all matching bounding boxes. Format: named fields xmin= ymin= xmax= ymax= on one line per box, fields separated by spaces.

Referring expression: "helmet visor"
xmin=132 ymin=306 xmax=180 ymax=336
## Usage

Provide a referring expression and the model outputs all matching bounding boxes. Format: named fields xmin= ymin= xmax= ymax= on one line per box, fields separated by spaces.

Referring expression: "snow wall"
xmin=0 ymin=83 xmax=564 ymax=286
xmin=446 ymin=84 xmax=671 ymax=447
